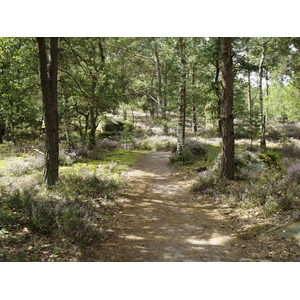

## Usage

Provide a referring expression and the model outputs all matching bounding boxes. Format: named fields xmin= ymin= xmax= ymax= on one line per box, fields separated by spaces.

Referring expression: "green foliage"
xmin=170 ymin=148 xmax=194 ymax=165
xmin=120 ymin=122 xmax=135 ymax=150
xmin=266 ymin=82 xmax=300 ymax=121
xmin=257 ymin=149 xmax=282 ymax=171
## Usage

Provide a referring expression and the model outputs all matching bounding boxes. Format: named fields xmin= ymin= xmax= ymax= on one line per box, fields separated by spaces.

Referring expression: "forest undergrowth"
xmin=1 ymin=112 xmax=300 ymax=261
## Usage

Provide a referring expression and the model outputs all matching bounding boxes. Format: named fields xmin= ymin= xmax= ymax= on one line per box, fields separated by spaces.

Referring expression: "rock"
xmin=100 ymin=118 xmax=122 ymax=132
xmin=274 ymin=222 xmax=300 ymax=239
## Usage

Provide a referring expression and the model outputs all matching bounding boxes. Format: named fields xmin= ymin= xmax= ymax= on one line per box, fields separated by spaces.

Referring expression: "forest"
xmin=1 ymin=37 xmax=300 ymax=262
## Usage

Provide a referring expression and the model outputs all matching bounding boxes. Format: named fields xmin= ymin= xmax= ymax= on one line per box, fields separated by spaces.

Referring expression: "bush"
xmin=59 ymin=149 xmax=77 ymax=166
xmin=3 ymin=190 xmax=104 ymax=246
xmin=184 ymin=139 xmax=207 ymax=156
xmin=286 ymin=163 xmax=300 ymax=184
xmin=5 ymin=156 xmax=44 ymax=176
xmin=191 ymin=168 xmax=217 ymax=192
xmin=170 ymin=148 xmax=194 ymax=165
xmin=212 ymin=150 xmax=265 ymax=174
xmin=134 ymin=136 xmax=177 ymax=152
xmin=96 ymin=138 xmax=118 ymax=150
xmin=257 ymin=150 xmax=282 ymax=171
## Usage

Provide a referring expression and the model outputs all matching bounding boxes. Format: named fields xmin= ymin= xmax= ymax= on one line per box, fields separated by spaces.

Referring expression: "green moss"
xmin=59 ymin=149 xmax=144 ymax=175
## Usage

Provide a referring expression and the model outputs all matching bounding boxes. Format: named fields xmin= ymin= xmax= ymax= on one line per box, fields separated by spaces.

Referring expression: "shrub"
xmin=191 ymin=168 xmax=217 ymax=192
xmin=134 ymin=136 xmax=177 ymax=152
xmin=59 ymin=149 xmax=77 ymax=166
xmin=4 ymin=156 xmax=44 ymax=176
xmin=257 ymin=150 xmax=282 ymax=171
xmin=286 ymin=163 xmax=300 ymax=184
xmin=96 ymin=138 xmax=118 ymax=150
xmin=184 ymin=139 xmax=207 ymax=156
xmin=170 ymin=148 xmax=194 ymax=165
xmin=212 ymin=150 xmax=265 ymax=174
xmin=3 ymin=190 xmax=104 ymax=246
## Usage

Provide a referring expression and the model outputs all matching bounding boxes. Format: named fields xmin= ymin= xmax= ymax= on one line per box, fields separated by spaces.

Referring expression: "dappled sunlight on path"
xmin=97 ymin=151 xmax=258 ymax=262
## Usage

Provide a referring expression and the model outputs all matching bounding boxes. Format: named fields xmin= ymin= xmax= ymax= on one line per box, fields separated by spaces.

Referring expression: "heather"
xmin=191 ymin=136 xmax=300 ymax=219
xmin=2 ymin=111 xmax=300 ymax=261
xmin=0 ymin=142 xmax=140 ymax=261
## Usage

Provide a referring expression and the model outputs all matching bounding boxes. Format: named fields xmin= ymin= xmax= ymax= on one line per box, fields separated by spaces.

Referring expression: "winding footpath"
xmin=96 ymin=151 xmax=268 ymax=262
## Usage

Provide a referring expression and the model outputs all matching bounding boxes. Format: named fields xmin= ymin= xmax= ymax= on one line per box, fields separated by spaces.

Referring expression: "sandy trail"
xmin=96 ymin=151 xmax=259 ymax=262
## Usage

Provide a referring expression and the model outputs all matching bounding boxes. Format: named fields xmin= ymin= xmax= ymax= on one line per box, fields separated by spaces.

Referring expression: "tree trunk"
xmin=153 ymin=39 xmax=162 ymax=116
xmin=0 ymin=118 xmax=5 ymax=144
xmin=88 ymin=78 xmax=97 ymax=148
xmin=220 ymin=37 xmax=234 ymax=180
xmin=154 ymin=39 xmax=168 ymax=135
xmin=88 ymin=104 xmax=96 ymax=148
xmin=60 ymin=58 xmax=74 ymax=152
xmin=176 ymin=37 xmax=186 ymax=157
xmin=37 ymin=37 xmax=59 ymax=186
xmin=259 ymin=37 xmax=266 ymax=148
xmin=215 ymin=59 xmax=222 ymax=134
xmin=162 ymin=62 xmax=169 ymax=135
xmin=246 ymin=43 xmax=253 ymax=148
xmin=265 ymin=69 xmax=269 ymax=120
xmin=191 ymin=65 xmax=197 ymax=132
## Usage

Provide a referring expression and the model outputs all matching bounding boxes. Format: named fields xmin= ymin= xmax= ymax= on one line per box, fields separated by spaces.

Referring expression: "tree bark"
xmin=246 ymin=43 xmax=253 ymax=148
xmin=176 ymin=37 xmax=186 ymax=157
xmin=191 ymin=65 xmax=197 ymax=132
xmin=154 ymin=39 xmax=168 ymax=135
xmin=265 ymin=68 xmax=269 ymax=120
xmin=259 ymin=37 xmax=266 ymax=148
xmin=162 ymin=61 xmax=168 ymax=135
xmin=220 ymin=37 xmax=235 ymax=180
xmin=88 ymin=79 xmax=97 ymax=148
xmin=153 ymin=39 xmax=162 ymax=116
xmin=0 ymin=117 xmax=5 ymax=144
xmin=61 ymin=57 xmax=74 ymax=152
xmin=37 ymin=37 xmax=59 ymax=186
xmin=215 ymin=59 xmax=222 ymax=134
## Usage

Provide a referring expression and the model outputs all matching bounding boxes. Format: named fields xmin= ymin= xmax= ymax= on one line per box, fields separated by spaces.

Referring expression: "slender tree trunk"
xmin=88 ymin=105 xmax=96 ymax=148
xmin=215 ymin=59 xmax=222 ymax=134
xmin=88 ymin=78 xmax=98 ymax=148
xmin=259 ymin=37 xmax=266 ymax=148
xmin=153 ymin=39 xmax=162 ymax=116
xmin=0 ymin=117 xmax=5 ymax=144
xmin=191 ymin=65 xmax=197 ymax=132
xmin=220 ymin=37 xmax=234 ymax=180
xmin=60 ymin=58 xmax=74 ymax=152
xmin=37 ymin=37 xmax=59 ymax=186
xmin=265 ymin=69 xmax=269 ymax=120
xmin=246 ymin=44 xmax=253 ymax=149
xmin=162 ymin=61 xmax=169 ymax=135
xmin=154 ymin=38 xmax=169 ymax=135
xmin=176 ymin=37 xmax=186 ymax=157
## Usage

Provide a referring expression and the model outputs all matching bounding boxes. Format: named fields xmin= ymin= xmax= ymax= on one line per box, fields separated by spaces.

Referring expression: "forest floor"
xmin=89 ymin=151 xmax=300 ymax=262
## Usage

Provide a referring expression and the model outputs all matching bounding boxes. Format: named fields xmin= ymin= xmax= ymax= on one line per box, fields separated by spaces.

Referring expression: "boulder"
xmin=100 ymin=118 xmax=124 ymax=132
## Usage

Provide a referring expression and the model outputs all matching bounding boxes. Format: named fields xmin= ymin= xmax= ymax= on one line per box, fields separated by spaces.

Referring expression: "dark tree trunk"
xmin=0 ymin=118 xmax=5 ymax=144
xmin=220 ymin=37 xmax=234 ymax=180
xmin=88 ymin=79 xmax=97 ymax=149
xmin=37 ymin=37 xmax=59 ymax=186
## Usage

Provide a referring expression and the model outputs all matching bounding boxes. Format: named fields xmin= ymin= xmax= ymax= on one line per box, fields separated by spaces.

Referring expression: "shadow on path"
xmin=97 ymin=152 xmax=259 ymax=262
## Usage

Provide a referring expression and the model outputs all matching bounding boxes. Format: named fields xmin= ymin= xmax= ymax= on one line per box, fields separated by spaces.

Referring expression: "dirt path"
xmin=94 ymin=151 xmax=300 ymax=262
